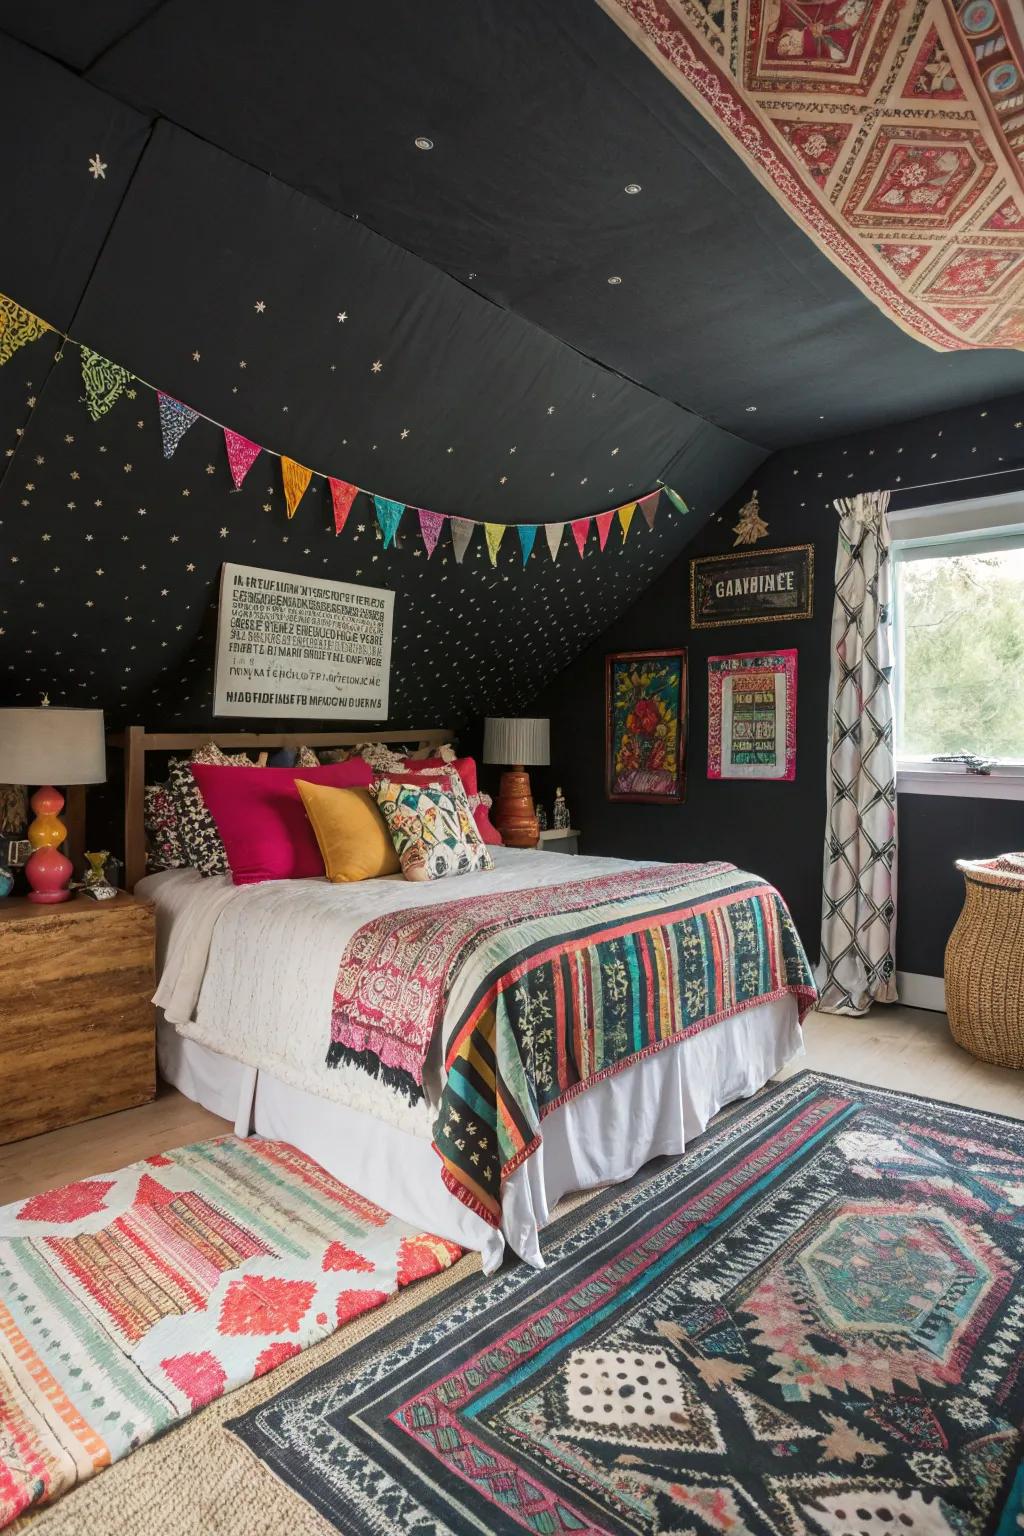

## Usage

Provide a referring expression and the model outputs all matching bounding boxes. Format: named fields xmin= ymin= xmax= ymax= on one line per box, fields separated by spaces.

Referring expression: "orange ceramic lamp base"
xmin=25 ymin=785 xmax=73 ymax=903
xmin=493 ymin=766 xmax=540 ymax=849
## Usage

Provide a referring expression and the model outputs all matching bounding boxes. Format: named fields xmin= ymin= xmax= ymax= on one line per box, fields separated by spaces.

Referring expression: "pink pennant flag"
xmin=639 ymin=489 xmax=661 ymax=528
xmin=570 ymin=518 xmax=591 ymax=558
xmin=418 ymin=509 xmax=445 ymax=558
xmin=329 ymin=478 xmax=359 ymax=535
xmin=595 ymin=510 xmax=615 ymax=551
xmin=223 ymin=429 xmax=261 ymax=490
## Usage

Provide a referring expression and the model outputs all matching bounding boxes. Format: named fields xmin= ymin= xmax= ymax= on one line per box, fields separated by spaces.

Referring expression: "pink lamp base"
xmin=25 ymin=845 xmax=74 ymax=903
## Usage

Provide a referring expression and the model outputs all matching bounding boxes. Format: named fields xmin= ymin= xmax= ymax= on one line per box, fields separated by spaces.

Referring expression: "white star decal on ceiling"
xmin=499 ymin=476 xmax=508 ymax=485
xmin=611 ymin=447 xmax=620 ymax=456
xmin=547 ymin=406 xmax=555 ymax=415
xmin=88 ymin=154 xmax=107 ymax=180
xmin=192 ymin=350 xmax=201 ymax=361
xmin=337 ymin=311 xmax=348 ymax=323
xmin=205 ymin=464 xmax=216 ymax=475
xmin=400 ymin=429 xmax=410 ymax=439
xmin=219 ymin=527 xmax=229 ymax=537
xmin=371 ymin=360 xmax=383 ymax=374
xmin=254 ymin=300 xmax=266 ymax=313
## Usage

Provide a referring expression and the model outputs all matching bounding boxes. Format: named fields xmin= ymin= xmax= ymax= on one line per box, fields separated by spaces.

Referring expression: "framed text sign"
xmin=690 ymin=543 xmax=814 ymax=629
xmin=213 ymin=562 xmax=394 ymax=719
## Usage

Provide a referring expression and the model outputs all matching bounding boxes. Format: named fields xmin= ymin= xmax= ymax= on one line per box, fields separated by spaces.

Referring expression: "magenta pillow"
xmin=190 ymin=760 xmax=373 ymax=884
xmin=474 ymin=802 xmax=503 ymax=846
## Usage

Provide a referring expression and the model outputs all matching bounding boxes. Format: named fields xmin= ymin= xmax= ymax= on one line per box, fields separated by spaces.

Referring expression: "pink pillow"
xmin=474 ymin=802 xmax=503 ymax=846
xmin=406 ymin=756 xmax=478 ymax=797
xmin=190 ymin=760 xmax=373 ymax=884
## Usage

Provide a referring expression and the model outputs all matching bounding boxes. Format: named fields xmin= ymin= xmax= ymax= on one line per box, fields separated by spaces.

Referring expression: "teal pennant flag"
xmin=516 ymin=524 xmax=538 ymax=566
xmin=373 ymin=496 xmax=405 ymax=548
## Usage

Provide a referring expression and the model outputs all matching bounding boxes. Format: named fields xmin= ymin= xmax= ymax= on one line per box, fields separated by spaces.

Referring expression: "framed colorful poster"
xmin=690 ymin=544 xmax=814 ymax=629
xmin=605 ymin=649 xmax=687 ymax=803
xmin=707 ymin=650 xmax=797 ymax=782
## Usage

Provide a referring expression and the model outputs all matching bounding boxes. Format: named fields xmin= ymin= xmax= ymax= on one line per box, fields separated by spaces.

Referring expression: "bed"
xmin=117 ymin=728 xmax=814 ymax=1274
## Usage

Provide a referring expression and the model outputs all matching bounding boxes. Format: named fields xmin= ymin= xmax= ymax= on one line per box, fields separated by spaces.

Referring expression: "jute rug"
xmin=229 ymin=1072 xmax=1024 ymax=1534
xmin=1 ymin=1136 xmax=462 ymax=1530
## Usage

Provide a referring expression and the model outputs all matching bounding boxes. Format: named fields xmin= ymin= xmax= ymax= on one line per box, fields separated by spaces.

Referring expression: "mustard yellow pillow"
xmin=295 ymin=779 xmax=400 ymax=882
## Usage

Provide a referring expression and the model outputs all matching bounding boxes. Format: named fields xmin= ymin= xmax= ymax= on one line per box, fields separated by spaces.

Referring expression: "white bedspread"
xmin=138 ymin=849 xmax=653 ymax=1138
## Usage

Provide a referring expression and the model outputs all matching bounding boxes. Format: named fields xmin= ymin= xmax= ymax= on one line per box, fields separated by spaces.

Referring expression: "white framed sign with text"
xmin=213 ymin=562 xmax=394 ymax=719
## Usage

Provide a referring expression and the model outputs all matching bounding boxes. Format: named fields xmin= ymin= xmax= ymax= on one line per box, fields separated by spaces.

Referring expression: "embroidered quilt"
xmin=328 ymin=861 xmax=816 ymax=1226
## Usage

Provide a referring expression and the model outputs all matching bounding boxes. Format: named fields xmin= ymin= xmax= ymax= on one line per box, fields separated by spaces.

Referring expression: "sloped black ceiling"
xmin=0 ymin=40 xmax=763 ymax=729
xmin=43 ymin=0 xmax=1024 ymax=445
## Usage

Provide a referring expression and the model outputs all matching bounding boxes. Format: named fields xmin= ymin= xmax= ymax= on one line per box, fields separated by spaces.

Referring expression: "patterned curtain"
xmin=817 ymin=490 xmax=898 ymax=1016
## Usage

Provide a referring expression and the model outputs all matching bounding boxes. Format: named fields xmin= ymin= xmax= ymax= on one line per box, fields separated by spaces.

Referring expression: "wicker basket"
xmin=944 ymin=853 xmax=1024 ymax=1070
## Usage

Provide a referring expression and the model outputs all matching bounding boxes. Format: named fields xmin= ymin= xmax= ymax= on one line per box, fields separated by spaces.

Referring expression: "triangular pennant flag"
xmin=373 ymin=496 xmax=405 ymax=548
xmin=281 ymin=456 xmax=313 ymax=518
xmin=639 ymin=489 xmax=661 ymax=528
xmin=617 ymin=502 xmax=637 ymax=540
xmin=662 ymin=484 xmax=689 ymax=517
xmin=0 ymin=295 xmax=51 ymax=368
xmin=418 ymin=509 xmax=445 ymax=557
xmin=80 ymin=347 xmax=132 ymax=421
xmin=157 ymin=393 xmax=199 ymax=459
xmin=224 ymin=428 xmax=261 ymax=489
xmin=545 ymin=523 xmax=564 ymax=561
xmin=329 ymin=478 xmax=359 ymax=535
xmin=517 ymin=524 xmax=538 ymax=566
xmin=451 ymin=517 xmax=475 ymax=564
xmin=595 ymin=510 xmax=615 ymax=551
xmin=484 ymin=523 xmax=506 ymax=566
xmin=571 ymin=518 xmax=591 ymax=558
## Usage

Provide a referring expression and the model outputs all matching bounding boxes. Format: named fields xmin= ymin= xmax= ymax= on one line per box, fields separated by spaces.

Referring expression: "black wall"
xmin=531 ymin=392 xmax=1024 ymax=975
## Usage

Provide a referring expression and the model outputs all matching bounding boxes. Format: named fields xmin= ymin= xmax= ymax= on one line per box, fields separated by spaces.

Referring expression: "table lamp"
xmin=0 ymin=707 xmax=106 ymax=902
xmin=483 ymin=717 xmax=550 ymax=848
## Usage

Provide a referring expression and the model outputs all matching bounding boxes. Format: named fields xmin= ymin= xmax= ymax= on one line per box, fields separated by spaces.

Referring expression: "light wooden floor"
xmin=0 ymin=1003 xmax=1021 ymax=1205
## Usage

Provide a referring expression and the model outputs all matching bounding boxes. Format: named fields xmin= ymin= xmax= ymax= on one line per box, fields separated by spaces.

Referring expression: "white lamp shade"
xmin=0 ymin=708 xmax=107 ymax=785
xmin=483 ymin=716 xmax=550 ymax=767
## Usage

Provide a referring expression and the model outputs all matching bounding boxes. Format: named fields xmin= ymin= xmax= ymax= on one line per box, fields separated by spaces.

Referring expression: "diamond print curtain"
xmin=817 ymin=491 xmax=898 ymax=1016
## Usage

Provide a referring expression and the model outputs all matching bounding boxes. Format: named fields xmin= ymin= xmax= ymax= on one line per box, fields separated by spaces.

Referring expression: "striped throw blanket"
xmin=328 ymin=861 xmax=816 ymax=1225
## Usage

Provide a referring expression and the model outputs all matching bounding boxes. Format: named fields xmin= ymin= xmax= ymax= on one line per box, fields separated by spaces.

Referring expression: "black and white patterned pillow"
xmin=166 ymin=758 xmax=230 ymax=877
xmin=143 ymin=781 xmax=187 ymax=872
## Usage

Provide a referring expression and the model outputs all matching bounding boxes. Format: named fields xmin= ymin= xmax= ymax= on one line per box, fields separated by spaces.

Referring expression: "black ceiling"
xmin=5 ymin=0 xmax=1024 ymax=447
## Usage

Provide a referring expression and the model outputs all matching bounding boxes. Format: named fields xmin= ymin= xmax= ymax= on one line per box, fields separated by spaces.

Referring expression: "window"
xmin=891 ymin=493 xmax=1024 ymax=798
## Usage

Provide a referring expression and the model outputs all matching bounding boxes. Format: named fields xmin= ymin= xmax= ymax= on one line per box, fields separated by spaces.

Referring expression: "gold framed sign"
xmin=690 ymin=543 xmax=814 ymax=630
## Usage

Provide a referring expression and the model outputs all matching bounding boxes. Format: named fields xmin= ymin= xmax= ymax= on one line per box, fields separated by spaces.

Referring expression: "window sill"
xmin=896 ymin=764 xmax=1024 ymax=801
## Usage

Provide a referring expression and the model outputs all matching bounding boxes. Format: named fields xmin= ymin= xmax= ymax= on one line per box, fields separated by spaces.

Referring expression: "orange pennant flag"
xmin=281 ymin=456 xmax=313 ymax=519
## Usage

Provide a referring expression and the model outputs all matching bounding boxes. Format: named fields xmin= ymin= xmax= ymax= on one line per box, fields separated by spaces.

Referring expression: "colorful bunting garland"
xmin=1 ymin=286 xmax=691 ymax=566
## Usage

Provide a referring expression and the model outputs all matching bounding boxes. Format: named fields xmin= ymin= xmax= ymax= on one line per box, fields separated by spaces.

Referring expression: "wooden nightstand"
xmin=0 ymin=891 xmax=156 ymax=1144
xmin=538 ymin=828 xmax=581 ymax=856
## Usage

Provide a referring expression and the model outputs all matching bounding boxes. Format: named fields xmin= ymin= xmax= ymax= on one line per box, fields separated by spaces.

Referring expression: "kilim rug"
xmin=0 ymin=1135 xmax=462 ymax=1528
xmin=230 ymin=1073 xmax=1024 ymax=1535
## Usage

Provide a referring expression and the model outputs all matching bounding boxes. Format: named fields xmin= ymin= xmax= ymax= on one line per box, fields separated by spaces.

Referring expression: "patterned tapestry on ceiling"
xmin=596 ymin=0 xmax=1024 ymax=352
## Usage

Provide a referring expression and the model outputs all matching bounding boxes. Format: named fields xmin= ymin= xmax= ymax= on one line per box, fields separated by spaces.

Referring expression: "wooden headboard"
xmin=108 ymin=726 xmax=453 ymax=891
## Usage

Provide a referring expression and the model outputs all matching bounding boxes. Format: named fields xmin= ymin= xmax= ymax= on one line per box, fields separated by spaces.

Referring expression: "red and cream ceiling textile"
xmin=596 ymin=0 xmax=1024 ymax=350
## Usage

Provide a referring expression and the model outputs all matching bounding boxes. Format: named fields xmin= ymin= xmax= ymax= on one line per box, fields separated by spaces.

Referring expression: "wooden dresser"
xmin=0 ymin=891 xmax=156 ymax=1144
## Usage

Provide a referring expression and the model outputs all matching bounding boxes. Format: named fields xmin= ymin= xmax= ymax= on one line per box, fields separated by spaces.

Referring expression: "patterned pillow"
xmin=166 ymin=757 xmax=230 ymax=877
xmin=143 ymin=782 xmax=187 ymax=871
xmin=370 ymin=772 xmax=494 ymax=883
xmin=191 ymin=741 xmax=257 ymax=767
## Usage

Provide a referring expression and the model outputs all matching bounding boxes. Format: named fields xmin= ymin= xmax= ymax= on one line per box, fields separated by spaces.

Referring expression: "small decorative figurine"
xmin=0 ymin=867 xmax=14 ymax=899
xmin=553 ymin=787 xmax=570 ymax=830
xmin=82 ymin=849 xmax=117 ymax=900
xmin=732 ymin=488 xmax=769 ymax=547
xmin=535 ymin=801 xmax=548 ymax=832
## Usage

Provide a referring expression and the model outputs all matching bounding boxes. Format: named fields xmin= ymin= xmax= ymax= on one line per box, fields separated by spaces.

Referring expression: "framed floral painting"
xmin=605 ymin=649 xmax=687 ymax=803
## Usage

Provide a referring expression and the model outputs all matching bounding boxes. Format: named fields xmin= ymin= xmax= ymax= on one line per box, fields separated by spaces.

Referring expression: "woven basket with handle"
xmin=944 ymin=852 xmax=1024 ymax=1070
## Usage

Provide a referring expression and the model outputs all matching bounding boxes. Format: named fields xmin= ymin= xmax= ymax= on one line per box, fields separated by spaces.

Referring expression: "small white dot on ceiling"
xmin=607 ymin=275 xmax=622 ymax=285
xmin=624 ymin=183 xmax=641 ymax=195
xmin=414 ymin=136 xmax=434 ymax=150
xmin=745 ymin=405 xmax=757 ymax=413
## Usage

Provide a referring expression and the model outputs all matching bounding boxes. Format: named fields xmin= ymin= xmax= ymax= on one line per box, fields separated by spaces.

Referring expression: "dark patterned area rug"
xmin=228 ymin=1072 xmax=1024 ymax=1534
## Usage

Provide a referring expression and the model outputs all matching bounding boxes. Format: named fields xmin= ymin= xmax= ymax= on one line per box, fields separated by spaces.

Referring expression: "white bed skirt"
xmin=159 ymin=997 xmax=802 ymax=1274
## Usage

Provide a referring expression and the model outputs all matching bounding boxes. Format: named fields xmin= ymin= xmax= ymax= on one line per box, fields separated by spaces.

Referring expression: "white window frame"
xmin=890 ymin=491 xmax=1024 ymax=801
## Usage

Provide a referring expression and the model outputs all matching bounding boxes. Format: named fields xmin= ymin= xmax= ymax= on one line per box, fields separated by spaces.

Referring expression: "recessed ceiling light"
xmin=624 ymin=183 xmax=642 ymax=194
xmin=607 ymin=275 xmax=622 ymax=285
xmin=745 ymin=405 xmax=758 ymax=412
xmin=414 ymin=136 xmax=434 ymax=150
